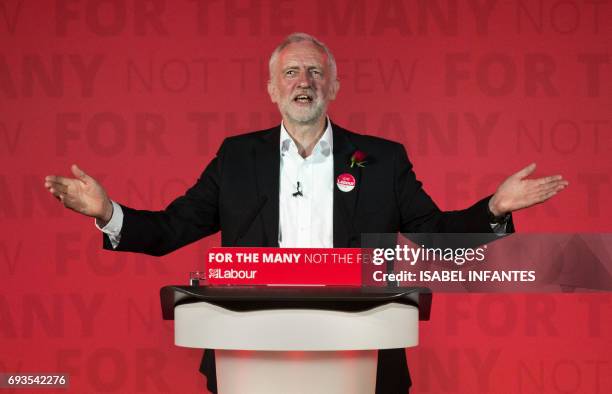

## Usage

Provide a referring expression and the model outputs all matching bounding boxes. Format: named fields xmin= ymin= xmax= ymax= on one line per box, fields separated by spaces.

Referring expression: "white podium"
xmin=161 ymin=286 xmax=431 ymax=394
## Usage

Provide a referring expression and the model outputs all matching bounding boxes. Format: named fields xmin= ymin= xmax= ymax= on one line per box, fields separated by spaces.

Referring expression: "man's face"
xmin=268 ymin=41 xmax=339 ymax=126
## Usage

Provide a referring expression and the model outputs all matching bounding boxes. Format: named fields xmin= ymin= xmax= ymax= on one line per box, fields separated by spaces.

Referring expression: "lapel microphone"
xmin=292 ymin=181 xmax=303 ymax=197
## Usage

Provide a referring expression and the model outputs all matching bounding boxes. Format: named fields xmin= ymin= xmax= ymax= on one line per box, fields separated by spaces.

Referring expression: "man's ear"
xmin=329 ymin=78 xmax=340 ymax=101
xmin=267 ymin=80 xmax=277 ymax=103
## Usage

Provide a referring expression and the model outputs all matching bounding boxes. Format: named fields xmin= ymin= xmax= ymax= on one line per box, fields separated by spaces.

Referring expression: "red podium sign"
xmin=205 ymin=248 xmax=363 ymax=286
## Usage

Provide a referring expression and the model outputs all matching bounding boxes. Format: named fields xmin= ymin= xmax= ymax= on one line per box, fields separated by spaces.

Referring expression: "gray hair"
xmin=268 ymin=32 xmax=337 ymax=79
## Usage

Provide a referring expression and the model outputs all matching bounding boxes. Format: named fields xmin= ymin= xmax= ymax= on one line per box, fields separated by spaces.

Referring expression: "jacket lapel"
xmin=254 ymin=126 xmax=280 ymax=246
xmin=332 ymin=124 xmax=361 ymax=247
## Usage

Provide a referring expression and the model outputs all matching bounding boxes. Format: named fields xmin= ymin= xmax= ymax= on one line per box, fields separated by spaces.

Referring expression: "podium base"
xmin=216 ymin=350 xmax=377 ymax=394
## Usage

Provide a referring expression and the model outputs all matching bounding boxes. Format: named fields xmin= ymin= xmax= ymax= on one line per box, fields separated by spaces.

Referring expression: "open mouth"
xmin=293 ymin=94 xmax=313 ymax=103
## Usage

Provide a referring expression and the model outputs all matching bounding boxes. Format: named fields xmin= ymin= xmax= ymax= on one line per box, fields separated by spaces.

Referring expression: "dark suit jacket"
xmin=104 ymin=123 xmax=513 ymax=393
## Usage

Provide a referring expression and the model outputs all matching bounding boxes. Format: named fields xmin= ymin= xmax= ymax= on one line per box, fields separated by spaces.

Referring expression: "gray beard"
xmin=280 ymin=101 xmax=325 ymax=125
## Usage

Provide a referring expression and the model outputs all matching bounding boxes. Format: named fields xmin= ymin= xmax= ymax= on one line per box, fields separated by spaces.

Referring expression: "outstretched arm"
xmin=44 ymin=158 xmax=222 ymax=256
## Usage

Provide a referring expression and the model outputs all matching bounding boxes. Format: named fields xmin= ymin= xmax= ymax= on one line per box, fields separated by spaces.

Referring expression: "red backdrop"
xmin=1 ymin=1 xmax=611 ymax=392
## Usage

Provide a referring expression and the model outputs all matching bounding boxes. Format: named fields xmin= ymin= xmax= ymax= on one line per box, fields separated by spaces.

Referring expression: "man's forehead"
xmin=277 ymin=42 xmax=328 ymax=67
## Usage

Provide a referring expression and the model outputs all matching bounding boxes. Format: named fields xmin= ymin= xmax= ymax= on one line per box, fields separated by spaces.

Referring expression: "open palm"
xmin=489 ymin=163 xmax=568 ymax=216
xmin=44 ymin=165 xmax=113 ymax=222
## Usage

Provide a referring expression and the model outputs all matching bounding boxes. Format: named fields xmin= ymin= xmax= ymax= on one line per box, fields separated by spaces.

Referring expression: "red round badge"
xmin=336 ymin=173 xmax=356 ymax=192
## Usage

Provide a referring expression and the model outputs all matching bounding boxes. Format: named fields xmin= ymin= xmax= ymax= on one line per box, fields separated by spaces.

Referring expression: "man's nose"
xmin=297 ymin=72 xmax=312 ymax=87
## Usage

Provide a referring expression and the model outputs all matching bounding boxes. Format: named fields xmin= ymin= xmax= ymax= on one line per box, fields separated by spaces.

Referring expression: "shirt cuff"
xmin=490 ymin=221 xmax=508 ymax=235
xmin=95 ymin=201 xmax=123 ymax=248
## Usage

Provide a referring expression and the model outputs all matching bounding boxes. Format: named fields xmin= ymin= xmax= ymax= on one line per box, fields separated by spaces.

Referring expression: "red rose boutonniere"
xmin=350 ymin=150 xmax=367 ymax=168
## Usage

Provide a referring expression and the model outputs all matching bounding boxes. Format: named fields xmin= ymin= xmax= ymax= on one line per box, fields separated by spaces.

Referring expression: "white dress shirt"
xmin=278 ymin=121 xmax=334 ymax=247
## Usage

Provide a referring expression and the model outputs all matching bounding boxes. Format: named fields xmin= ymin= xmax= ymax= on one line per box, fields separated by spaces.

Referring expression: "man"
xmin=45 ymin=33 xmax=568 ymax=393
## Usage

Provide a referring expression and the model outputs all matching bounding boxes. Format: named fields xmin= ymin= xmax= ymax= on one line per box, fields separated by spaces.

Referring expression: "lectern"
xmin=160 ymin=286 xmax=431 ymax=394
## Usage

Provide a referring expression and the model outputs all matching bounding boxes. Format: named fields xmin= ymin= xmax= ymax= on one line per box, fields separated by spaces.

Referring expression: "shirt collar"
xmin=280 ymin=118 xmax=333 ymax=158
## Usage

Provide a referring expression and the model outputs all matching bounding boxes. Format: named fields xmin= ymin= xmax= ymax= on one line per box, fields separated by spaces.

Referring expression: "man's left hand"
xmin=488 ymin=163 xmax=568 ymax=217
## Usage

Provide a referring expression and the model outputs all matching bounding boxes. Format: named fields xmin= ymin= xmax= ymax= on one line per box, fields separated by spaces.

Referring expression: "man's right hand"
xmin=45 ymin=164 xmax=113 ymax=224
